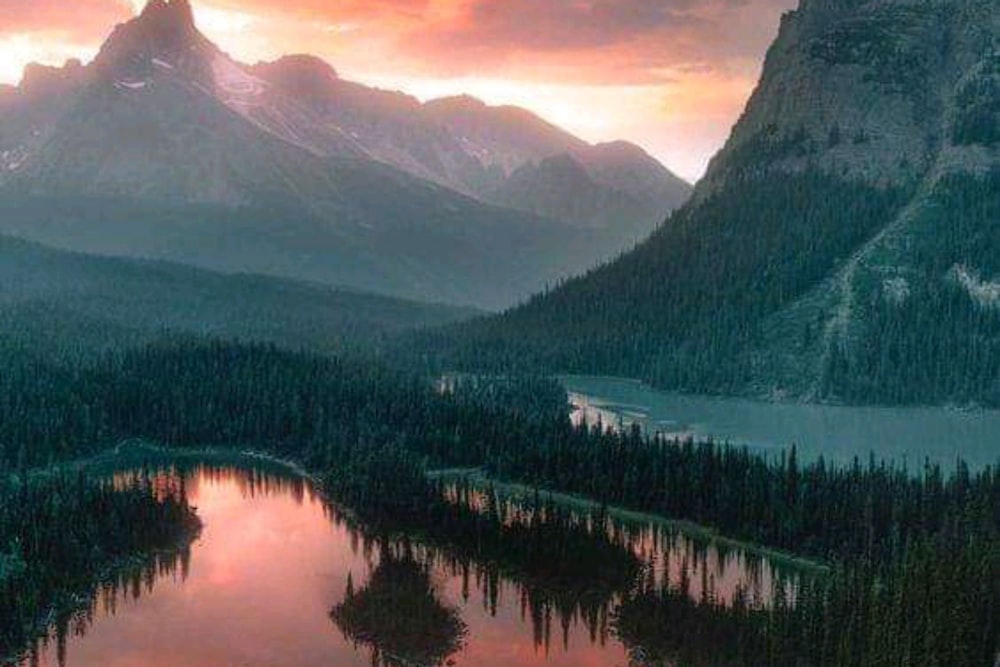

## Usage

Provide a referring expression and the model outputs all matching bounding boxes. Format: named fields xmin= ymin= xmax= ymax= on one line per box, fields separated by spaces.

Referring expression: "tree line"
xmin=402 ymin=168 xmax=1000 ymax=408
xmin=0 ymin=470 xmax=198 ymax=662
xmin=0 ymin=339 xmax=996 ymax=665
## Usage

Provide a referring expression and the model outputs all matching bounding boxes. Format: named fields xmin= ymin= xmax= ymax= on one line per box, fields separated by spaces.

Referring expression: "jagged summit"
xmin=139 ymin=0 xmax=197 ymax=35
xmin=249 ymin=55 xmax=338 ymax=102
xmin=256 ymin=55 xmax=338 ymax=82
xmin=94 ymin=0 xmax=217 ymax=81
xmin=0 ymin=0 xmax=691 ymax=310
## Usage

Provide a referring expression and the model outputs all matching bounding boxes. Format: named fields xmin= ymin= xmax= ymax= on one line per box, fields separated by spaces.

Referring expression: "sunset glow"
xmin=0 ymin=0 xmax=798 ymax=180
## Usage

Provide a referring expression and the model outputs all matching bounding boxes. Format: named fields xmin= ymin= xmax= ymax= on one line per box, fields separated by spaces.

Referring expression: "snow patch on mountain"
xmin=883 ymin=277 xmax=911 ymax=304
xmin=1 ymin=146 xmax=28 ymax=172
xmin=952 ymin=265 xmax=1000 ymax=309
xmin=114 ymin=80 xmax=149 ymax=91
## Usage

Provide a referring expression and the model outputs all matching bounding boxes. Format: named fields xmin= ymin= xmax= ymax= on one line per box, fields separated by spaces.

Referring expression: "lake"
xmin=564 ymin=375 xmax=1000 ymax=470
xmin=21 ymin=464 xmax=794 ymax=667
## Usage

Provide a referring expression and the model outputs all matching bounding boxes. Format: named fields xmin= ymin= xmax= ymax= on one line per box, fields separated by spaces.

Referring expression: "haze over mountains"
xmin=0 ymin=0 xmax=690 ymax=310
xmin=0 ymin=233 xmax=476 ymax=361
xmin=424 ymin=0 xmax=1000 ymax=407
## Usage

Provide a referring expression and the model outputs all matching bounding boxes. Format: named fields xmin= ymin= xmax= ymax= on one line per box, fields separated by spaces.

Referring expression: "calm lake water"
xmin=24 ymin=465 xmax=792 ymax=667
xmin=564 ymin=376 xmax=1000 ymax=469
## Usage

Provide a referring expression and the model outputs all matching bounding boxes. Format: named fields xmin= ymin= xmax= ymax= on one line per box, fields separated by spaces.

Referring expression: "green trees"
xmin=407 ymin=168 xmax=1000 ymax=408
xmin=407 ymin=171 xmax=912 ymax=392
xmin=0 ymin=339 xmax=996 ymax=666
xmin=826 ymin=171 xmax=1000 ymax=406
xmin=0 ymin=471 xmax=198 ymax=661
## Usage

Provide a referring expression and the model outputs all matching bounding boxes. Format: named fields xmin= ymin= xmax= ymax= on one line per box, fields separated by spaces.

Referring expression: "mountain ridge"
xmin=0 ymin=232 xmax=478 ymax=360
xmin=249 ymin=57 xmax=693 ymax=230
xmin=416 ymin=0 xmax=1000 ymax=407
xmin=0 ymin=1 xmax=688 ymax=310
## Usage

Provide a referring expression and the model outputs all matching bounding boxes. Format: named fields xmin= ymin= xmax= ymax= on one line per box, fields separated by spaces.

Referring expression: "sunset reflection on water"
xmin=30 ymin=465 xmax=788 ymax=667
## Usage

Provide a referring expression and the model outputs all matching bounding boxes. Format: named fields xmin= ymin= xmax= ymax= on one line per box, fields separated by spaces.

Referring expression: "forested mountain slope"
xmin=418 ymin=0 xmax=1000 ymax=406
xmin=0 ymin=235 xmax=475 ymax=360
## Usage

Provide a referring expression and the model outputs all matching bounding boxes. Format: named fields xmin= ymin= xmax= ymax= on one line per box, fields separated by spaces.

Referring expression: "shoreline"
xmin=3 ymin=439 xmax=823 ymax=666
xmin=1 ymin=518 xmax=202 ymax=667
xmin=559 ymin=373 xmax=999 ymax=414
xmin=428 ymin=467 xmax=827 ymax=574
xmin=40 ymin=441 xmax=827 ymax=574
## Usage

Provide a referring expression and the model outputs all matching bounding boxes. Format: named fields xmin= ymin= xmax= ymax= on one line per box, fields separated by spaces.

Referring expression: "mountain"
xmin=420 ymin=0 xmax=1000 ymax=407
xmin=0 ymin=234 xmax=477 ymax=360
xmin=0 ymin=0 xmax=683 ymax=310
xmin=249 ymin=62 xmax=692 ymax=236
xmin=421 ymin=96 xmax=692 ymax=233
xmin=484 ymin=142 xmax=690 ymax=238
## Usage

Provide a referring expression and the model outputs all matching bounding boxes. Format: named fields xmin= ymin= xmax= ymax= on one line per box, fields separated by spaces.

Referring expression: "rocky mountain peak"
xmin=138 ymin=0 xmax=197 ymax=37
xmin=18 ymin=60 xmax=86 ymax=98
xmin=698 ymin=0 xmax=999 ymax=195
xmin=250 ymin=55 xmax=338 ymax=101
xmin=93 ymin=0 xmax=211 ymax=81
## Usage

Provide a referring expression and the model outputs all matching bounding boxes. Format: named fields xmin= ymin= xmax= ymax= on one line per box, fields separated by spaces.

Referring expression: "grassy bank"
xmin=43 ymin=443 xmax=827 ymax=574
xmin=428 ymin=467 xmax=828 ymax=574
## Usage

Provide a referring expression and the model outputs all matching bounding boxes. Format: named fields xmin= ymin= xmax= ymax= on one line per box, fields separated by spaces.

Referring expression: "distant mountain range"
xmin=421 ymin=0 xmax=1000 ymax=407
xmin=0 ymin=0 xmax=690 ymax=310
xmin=0 ymin=233 xmax=476 ymax=360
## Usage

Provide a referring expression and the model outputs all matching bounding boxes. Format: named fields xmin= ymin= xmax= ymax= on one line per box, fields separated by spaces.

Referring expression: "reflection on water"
xmin=332 ymin=546 xmax=467 ymax=666
xmin=566 ymin=375 xmax=1000 ymax=468
xmin=23 ymin=465 xmax=794 ymax=667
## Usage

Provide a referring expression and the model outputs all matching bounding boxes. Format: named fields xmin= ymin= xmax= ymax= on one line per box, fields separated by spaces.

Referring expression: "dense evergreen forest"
xmin=0 ymin=233 xmax=477 ymax=365
xmin=0 ymin=470 xmax=198 ymax=661
xmin=404 ymin=168 xmax=1000 ymax=408
xmin=405 ymin=171 xmax=912 ymax=392
xmin=0 ymin=339 xmax=996 ymax=665
xmin=825 ymin=171 xmax=1000 ymax=405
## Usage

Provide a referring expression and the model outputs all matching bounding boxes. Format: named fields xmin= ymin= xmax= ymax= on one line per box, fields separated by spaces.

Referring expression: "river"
xmin=564 ymin=376 xmax=1000 ymax=469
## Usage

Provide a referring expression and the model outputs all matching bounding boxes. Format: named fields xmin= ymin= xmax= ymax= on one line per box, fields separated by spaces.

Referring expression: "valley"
xmin=0 ymin=0 xmax=997 ymax=665
xmin=0 ymin=0 xmax=691 ymax=310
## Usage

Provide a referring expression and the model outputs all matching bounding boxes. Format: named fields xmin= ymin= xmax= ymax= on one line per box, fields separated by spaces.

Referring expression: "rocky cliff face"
xmin=730 ymin=0 xmax=1000 ymax=402
xmin=710 ymin=0 xmax=997 ymax=183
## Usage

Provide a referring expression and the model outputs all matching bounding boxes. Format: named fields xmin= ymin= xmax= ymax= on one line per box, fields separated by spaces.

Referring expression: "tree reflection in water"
xmin=332 ymin=544 xmax=467 ymax=667
xmin=15 ymin=465 xmax=799 ymax=667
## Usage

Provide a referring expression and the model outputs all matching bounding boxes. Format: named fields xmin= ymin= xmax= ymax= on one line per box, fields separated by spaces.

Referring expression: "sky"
xmin=0 ymin=0 xmax=798 ymax=181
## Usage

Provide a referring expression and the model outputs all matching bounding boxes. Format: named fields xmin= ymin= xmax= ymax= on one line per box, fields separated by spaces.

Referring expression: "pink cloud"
xmin=0 ymin=0 xmax=130 ymax=40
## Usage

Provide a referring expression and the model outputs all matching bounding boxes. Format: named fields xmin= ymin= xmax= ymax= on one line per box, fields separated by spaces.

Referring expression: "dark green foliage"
xmin=0 ymin=341 xmax=567 ymax=473
xmin=487 ymin=423 xmax=1000 ymax=565
xmin=0 ymin=340 xmax=996 ymax=666
xmin=723 ymin=125 xmax=818 ymax=173
xmin=826 ymin=171 xmax=1000 ymax=405
xmin=0 ymin=233 xmax=476 ymax=363
xmin=806 ymin=6 xmax=936 ymax=89
xmin=952 ymin=55 xmax=1000 ymax=147
xmin=411 ymin=171 xmax=909 ymax=395
xmin=615 ymin=530 xmax=1000 ymax=667
xmin=0 ymin=471 xmax=198 ymax=660
xmin=332 ymin=549 xmax=467 ymax=667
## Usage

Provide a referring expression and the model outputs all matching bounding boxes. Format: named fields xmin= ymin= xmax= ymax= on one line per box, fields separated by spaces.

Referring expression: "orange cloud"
xmin=0 ymin=0 xmax=130 ymax=40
